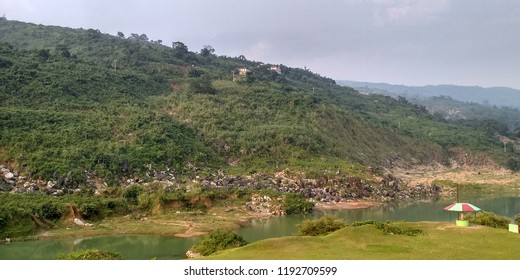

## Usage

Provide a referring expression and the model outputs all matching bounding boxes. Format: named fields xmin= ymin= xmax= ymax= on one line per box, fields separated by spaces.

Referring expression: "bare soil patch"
xmin=315 ymin=200 xmax=382 ymax=210
xmin=392 ymin=165 xmax=519 ymax=187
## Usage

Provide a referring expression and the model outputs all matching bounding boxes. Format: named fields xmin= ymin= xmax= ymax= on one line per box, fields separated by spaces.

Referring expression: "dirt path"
xmin=174 ymin=222 xmax=206 ymax=238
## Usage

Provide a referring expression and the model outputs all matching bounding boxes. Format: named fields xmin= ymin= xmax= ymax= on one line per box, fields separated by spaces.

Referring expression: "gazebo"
xmin=443 ymin=202 xmax=481 ymax=227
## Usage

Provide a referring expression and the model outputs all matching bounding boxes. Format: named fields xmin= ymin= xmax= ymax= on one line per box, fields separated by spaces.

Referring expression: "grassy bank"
xmin=0 ymin=188 xmax=307 ymax=240
xmin=36 ymin=209 xmax=264 ymax=240
xmin=203 ymin=222 xmax=520 ymax=260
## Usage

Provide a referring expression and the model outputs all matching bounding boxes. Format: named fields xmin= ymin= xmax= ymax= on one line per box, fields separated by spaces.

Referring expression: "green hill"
xmin=0 ymin=19 xmax=517 ymax=186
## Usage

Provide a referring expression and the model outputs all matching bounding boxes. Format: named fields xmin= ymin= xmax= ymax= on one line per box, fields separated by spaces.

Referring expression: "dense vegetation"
xmin=0 ymin=187 xmax=312 ymax=239
xmin=0 ymin=18 xmax=517 ymax=184
xmin=0 ymin=192 xmax=127 ymax=238
xmin=410 ymin=96 xmax=520 ymax=136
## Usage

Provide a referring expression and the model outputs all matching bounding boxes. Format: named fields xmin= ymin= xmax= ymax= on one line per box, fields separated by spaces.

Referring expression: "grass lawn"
xmin=203 ymin=222 xmax=520 ymax=260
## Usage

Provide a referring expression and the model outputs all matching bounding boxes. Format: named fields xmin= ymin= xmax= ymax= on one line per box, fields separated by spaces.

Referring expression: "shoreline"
xmin=8 ymin=201 xmax=381 ymax=242
xmin=314 ymin=200 xmax=383 ymax=210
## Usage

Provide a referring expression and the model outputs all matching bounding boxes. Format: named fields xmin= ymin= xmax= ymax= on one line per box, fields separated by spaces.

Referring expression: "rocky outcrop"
xmin=186 ymin=171 xmax=442 ymax=203
xmin=0 ymin=165 xmax=442 ymax=204
xmin=244 ymin=194 xmax=285 ymax=216
xmin=0 ymin=165 xmax=17 ymax=192
xmin=0 ymin=165 xmax=91 ymax=195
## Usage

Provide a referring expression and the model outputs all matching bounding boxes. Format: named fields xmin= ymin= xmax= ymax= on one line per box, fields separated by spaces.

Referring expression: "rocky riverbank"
xmin=1 ymin=164 xmax=443 ymax=206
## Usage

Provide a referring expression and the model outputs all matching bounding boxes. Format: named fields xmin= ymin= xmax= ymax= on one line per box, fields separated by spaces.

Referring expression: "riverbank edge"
xmin=1 ymin=199 xmax=384 ymax=243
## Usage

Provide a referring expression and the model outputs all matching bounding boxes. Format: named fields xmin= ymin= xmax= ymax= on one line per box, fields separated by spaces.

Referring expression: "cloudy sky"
xmin=2 ymin=0 xmax=520 ymax=88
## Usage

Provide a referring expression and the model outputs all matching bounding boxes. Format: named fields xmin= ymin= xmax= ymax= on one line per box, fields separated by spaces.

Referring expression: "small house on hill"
xmin=238 ymin=68 xmax=249 ymax=76
xmin=269 ymin=65 xmax=282 ymax=75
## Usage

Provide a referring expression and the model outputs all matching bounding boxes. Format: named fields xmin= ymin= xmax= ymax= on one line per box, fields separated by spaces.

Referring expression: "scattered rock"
xmin=3 ymin=172 xmax=15 ymax=180
xmin=186 ymin=250 xmax=202 ymax=258
xmin=73 ymin=218 xmax=93 ymax=227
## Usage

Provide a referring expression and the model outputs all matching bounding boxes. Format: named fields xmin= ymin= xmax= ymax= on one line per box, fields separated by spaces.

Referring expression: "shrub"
xmin=377 ymin=223 xmax=423 ymax=236
xmin=190 ymin=229 xmax=248 ymax=256
xmin=351 ymin=220 xmax=380 ymax=227
xmin=515 ymin=214 xmax=520 ymax=225
xmin=284 ymin=194 xmax=315 ymax=214
xmin=58 ymin=249 xmax=123 ymax=260
xmin=78 ymin=203 xmax=101 ymax=220
xmin=464 ymin=211 xmax=510 ymax=229
xmin=351 ymin=220 xmax=423 ymax=236
xmin=38 ymin=201 xmax=64 ymax=221
xmin=298 ymin=216 xmax=346 ymax=236
xmin=137 ymin=192 xmax=161 ymax=213
xmin=124 ymin=184 xmax=143 ymax=203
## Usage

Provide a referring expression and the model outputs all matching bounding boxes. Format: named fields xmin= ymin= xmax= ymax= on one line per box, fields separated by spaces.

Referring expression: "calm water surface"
xmin=2 ymin=194 xmax=520 ymax=260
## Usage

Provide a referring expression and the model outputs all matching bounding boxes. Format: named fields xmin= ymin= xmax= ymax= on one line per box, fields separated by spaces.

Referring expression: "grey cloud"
xmin=1 ymin=0 xmax=520 ymax=88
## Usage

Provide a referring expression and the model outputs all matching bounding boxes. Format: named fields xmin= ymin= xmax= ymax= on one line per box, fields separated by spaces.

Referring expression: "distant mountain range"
xmin=336 ymin=80 xmax=520 ymax=109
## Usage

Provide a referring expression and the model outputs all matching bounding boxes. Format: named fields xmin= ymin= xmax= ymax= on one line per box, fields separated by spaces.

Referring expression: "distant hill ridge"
xmin=337 ymin=80 xmax=520 ymax=109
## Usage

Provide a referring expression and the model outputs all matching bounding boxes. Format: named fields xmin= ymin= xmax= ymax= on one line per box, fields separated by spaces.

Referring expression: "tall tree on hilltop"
xmin=172 ymin=41 xmax=188 ymax=58
xmin=200 ymin=45 xmax=215 ymax=57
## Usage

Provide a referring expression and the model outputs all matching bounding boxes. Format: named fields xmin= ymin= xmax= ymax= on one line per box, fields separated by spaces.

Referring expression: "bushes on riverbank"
xmin=189 ymin=229 xmax=248 ymax=256
xmin=0 ymin=186 xmax=315 ymax=239
xmin=464 ymin=211 xmax=511 ymax=229
xmin=298 ymin=216 xmax=346 ymax=236
xmin=0 ymin=193 xmax=129 ymax=238
xmin=284 ymin=193 xmax=315 ymax=214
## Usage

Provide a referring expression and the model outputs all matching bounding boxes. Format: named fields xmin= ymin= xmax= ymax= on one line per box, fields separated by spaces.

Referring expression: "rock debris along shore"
xmin=0 ymin=164 xmax=442 ymax=203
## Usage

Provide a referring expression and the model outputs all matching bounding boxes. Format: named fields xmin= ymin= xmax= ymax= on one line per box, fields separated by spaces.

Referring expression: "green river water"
xmin=1 ymin=195 xmax=520 ymax=260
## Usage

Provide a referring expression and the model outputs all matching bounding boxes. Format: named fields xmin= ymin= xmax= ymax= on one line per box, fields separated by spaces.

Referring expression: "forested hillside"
xmin=337 ymin=80 xmax=520 ymax=108
xmin=1 ymin=19 xmax=518 ymax=187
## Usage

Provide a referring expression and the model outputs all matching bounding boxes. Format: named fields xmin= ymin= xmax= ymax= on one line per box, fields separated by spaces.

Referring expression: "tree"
xmin=55 ymin=44 xmax=70 ymax=58
xmin=86 ymin=29 xmax=101 ymax=39
xmin=117 ymin=31 xmax=125 ymax=39
xmin=38 ymin=49 xmax=50 ymax=61
xmin=139 ymin=34 xmax=149 ymax=42
xmin=200 ymin=45 xmax=215 ymax=57
xmin=172 ymin=41 xmax=188 ymax=58
xmin=128 ymin=33 xmax=149 ymax=42
xmin=129 ymin=33 xmax=140 ymax=40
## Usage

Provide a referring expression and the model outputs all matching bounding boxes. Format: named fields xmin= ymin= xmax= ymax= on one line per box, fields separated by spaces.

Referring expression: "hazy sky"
xmin=2 ymin=0 xmax=520 ymax=88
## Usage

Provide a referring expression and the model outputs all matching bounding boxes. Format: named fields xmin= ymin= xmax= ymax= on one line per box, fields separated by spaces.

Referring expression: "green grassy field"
xmin=204 ymin=222 xmax=520 ymax=260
